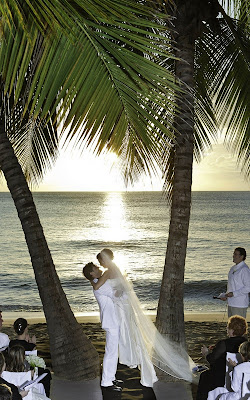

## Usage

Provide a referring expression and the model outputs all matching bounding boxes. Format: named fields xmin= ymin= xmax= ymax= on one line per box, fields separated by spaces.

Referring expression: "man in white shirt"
xmin=83 ymin=263 xmax=122 ymax=393
xmin=221 ymin=248 xmax=250 ymax=318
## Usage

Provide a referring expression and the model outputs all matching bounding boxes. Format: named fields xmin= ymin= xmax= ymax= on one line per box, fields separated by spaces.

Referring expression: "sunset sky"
xmin=0 ymin=138 xmax=249 ymax=192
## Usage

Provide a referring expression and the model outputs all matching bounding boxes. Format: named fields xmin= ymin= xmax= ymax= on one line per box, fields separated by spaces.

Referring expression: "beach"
xmin=2 ymin=313 xmax=250 ymax=399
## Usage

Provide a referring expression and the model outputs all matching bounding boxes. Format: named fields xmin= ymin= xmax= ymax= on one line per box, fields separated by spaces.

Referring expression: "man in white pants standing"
xmin=221 ymin=247 xmax=250 ymax=318
xmin=83 ymin=262 xmax=122 ymax=393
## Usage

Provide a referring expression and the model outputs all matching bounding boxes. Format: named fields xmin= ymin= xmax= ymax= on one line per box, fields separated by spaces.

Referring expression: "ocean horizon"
xmin=1 ymin=191 xmax=249 ymax=317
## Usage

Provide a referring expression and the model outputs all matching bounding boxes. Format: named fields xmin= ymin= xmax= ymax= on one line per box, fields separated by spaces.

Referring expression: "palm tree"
xmin=156 ymin=0 xmax=250 ymax=347
xmin=0 ymin=0 xmax=179 ymax=379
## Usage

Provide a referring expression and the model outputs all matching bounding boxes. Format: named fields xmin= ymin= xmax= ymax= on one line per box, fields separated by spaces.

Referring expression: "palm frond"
xmin=0 ymin=0 xmax=180 ymax=184
xmin=3 ymin=93 xmax=58 ymax=185
xmin=202 ymin=18 xmax=250 ymax=178
xmin=219 ymin=0 xmax=250 ymax=26
xmin=194 ymin=30 xmax=219 ymax=162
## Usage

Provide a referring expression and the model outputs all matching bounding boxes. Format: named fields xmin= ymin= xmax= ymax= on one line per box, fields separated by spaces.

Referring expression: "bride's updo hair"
xmin=13 ymin=318 xmax=28 ymax=335
xmin=102 ymin=249 xmax=114 ymax=260
xmin=97 ymin=248 xmax=114 ymax=263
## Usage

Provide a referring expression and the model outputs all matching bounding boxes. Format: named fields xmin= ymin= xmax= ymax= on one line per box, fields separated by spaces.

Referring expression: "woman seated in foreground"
xmin=6 ymin=346 xmax=50 ymax=398
xmin=9 ymin=319 xmax=36 ymax=352
xmin=4 ymin=345 xmax=52 ymax=400
xmin=5 ymin=346 xmax=30 ymax=373
xmin=0 ymin=351 xmax=28 ymax=400
xmin=9 ymin=321 xmax=51 ymax=397
xmin=207 ymin=341 xmax=250 ymax=400
xmin=196 ymin=315 xmax=248 ymax=400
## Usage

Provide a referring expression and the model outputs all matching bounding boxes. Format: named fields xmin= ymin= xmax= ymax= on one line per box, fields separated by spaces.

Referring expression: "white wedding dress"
xmin=103 ymin=255 xmax=195 ymax=386
xmin=110 ymin=278 xmax=158 ymax=387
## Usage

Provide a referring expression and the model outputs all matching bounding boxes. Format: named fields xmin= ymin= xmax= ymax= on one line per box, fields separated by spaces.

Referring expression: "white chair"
xmin=224 ymin=352 xmax=242 ymax=391
xmin=208 ymin=361 xmax=250 ymax=400
xmin=241 ymin=371 xmax=250 ymax=398
xmin=25 ymin=350 xmax=38 ymax=356
xmin=1 ymin=370 xmax=47 ymax=399
xmin=2 ymin=371 xmax=33 ymax=400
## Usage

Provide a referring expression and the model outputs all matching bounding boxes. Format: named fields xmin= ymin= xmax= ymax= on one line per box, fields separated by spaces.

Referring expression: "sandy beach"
xmin=1 ymin=313 xmax=250 ymax=399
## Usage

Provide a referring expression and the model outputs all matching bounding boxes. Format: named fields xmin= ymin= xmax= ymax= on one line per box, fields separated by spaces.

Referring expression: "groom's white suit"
xmin=93 ymin=278 xmax=120 ymax=387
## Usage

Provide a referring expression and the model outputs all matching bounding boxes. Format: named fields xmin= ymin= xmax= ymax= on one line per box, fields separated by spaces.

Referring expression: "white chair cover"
xmin=225 ymin=352 xmax=242 ymax=391
xmin=207 ymin=386 xmax=228 ymax=400
xmin=25 ymin=350 xmax=38 ymax=356
xmin=208 ymin=361 xmax=250 ymax=400
xmin=0 ymin=332 xmax=10 ymax=351
xmin=1 ymin=371 xmax=33 ymax=400
xmin=241 ymin=371 xmax=250 ymax=397
xmin=1 ymin=370 xmax=48 ymax=399
xmin=2 ymin=370 xmax=32 ymax=387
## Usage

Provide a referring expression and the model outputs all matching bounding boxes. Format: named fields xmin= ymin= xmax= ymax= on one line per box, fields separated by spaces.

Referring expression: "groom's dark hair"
xmin=83 ymin=262 xmax=95 ymax=280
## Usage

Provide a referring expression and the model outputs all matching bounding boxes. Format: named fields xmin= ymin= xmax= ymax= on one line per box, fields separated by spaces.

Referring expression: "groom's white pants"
xmin=101 ymin=327 xmax=119 ymax=387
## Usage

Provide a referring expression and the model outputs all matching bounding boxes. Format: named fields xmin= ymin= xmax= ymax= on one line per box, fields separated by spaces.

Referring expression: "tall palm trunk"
xmin=156 ymin=2 xmax=196 ymax=347
xmin=0 ymin=120 xmax=99 ymax=380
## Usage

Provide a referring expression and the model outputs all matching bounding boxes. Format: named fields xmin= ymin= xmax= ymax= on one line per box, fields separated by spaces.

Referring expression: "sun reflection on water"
xmin=100 ymin=192 xmax=130 ymax=243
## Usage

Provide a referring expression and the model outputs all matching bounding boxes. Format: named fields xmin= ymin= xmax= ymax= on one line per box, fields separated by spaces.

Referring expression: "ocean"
xmin=0 ymin=191 xmax=249 ymax=316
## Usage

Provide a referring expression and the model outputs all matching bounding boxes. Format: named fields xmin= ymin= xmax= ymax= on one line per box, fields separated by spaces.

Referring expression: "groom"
xmin=82 ymin=262 xmax=122 ymax=393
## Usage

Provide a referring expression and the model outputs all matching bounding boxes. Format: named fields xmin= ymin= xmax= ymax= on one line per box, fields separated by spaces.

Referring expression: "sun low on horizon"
xmin=0 ymin=142 xmax=249 ymax=192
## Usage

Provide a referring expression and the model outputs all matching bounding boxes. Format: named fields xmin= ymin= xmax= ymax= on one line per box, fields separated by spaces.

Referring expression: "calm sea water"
xmin=0 ymin=191 xmax=249 ymax=315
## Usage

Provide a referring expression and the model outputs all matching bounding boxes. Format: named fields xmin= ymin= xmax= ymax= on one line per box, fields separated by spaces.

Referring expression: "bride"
xmin=91 ymin=248 xmax=195 ymax=387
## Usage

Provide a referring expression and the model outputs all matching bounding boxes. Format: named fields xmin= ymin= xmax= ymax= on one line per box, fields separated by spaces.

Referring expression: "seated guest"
xmin=4 ymin=345 xmax=46 ymax=397
xmin=10 ymin=328 xmax=51 ymax=398
xmin=9 ymin=320 xmax=36 ymax=351
xmin=5 ymin=346 xmax=30 ymax=373
xmin=196 ymin=315 xmax=248 ymax=400
xmin=0 ymin=310 xmax=9 ymax=354
xmin=207 ymin=341 xmax=250 ymax=400
xmin=0 ymin=352 xmax=28 ymax=400
xmin=0 ymin=384 xmax=12 ymax=400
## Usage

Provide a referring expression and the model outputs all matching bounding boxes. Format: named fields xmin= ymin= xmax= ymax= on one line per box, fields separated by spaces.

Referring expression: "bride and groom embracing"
xmin=83 ymin=249 xmax=194 ymax=393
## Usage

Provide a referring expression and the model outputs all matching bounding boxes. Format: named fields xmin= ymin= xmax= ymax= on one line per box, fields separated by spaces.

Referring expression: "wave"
xmin=2 ymin=305 xmax=43 ymax=312
xmin=184 ymin=280 xmax=228 ymax=298
xmin=60 ymin=277 xmax=227 ymax=296
xmin=64 ymin=239 xmax=144 ymax=250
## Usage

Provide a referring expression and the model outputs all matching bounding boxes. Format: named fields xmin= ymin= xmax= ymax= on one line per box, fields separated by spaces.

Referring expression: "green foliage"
xmin=163 ymin=0 xmax=250 ymax=197
xmin=197 ymin=15 xmax=250 ymax=178
xmin=0 ymin=0 xmax=179 ymax=184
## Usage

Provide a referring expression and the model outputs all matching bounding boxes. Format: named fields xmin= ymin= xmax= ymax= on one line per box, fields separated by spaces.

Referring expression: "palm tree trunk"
xmin=156 ymin=2 xmax=196 ymax=348
xmin=0 ymin=120 xmax=99 ymax=380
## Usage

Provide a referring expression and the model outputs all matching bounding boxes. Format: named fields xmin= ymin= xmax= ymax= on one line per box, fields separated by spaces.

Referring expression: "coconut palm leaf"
xmin=0 ymin=0 xmax=180 ymax=184
xmin=161 ymin=1 xmax=250 ymax=200
xmin=220 ymin=0 xmax=250 ymax=25
xmin=200 ymin=18 xmax=250 ymax=178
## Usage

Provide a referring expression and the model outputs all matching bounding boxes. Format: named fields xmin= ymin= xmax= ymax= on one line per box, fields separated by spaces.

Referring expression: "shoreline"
xmin=2 ymin=311 xmax=250 ymax=326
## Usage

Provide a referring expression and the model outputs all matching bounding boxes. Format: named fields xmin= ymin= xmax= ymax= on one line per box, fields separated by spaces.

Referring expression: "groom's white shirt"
xmin=93 ymin=278 xmax=119 ymax=329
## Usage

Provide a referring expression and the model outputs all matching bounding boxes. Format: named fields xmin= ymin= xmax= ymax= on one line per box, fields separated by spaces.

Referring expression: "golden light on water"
xmin=100 ymin=192 xmax=130 ymax=243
